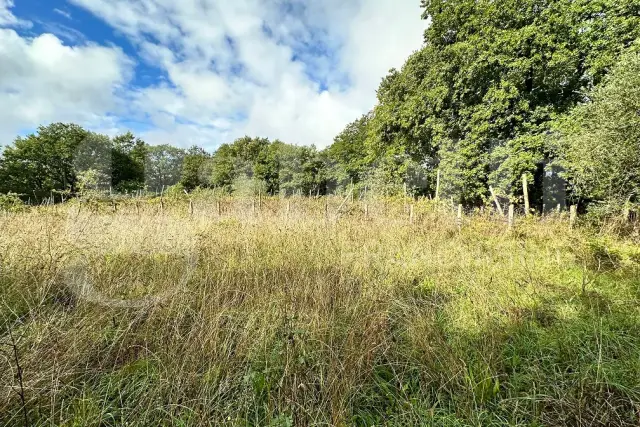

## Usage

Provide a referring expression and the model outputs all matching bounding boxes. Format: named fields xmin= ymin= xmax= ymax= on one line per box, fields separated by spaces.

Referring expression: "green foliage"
xmin=144 ymin=144 xmax=186 ymax=193
xmin=73 ymin=132 xmax=113 ymax=189
xmin=557 ymin=46 xmax=640 ymax=205
xmin=2 ymin=0 xmax=640 ymax=211
xmin=76 ymin=169 xmax=111 ymax=198
xmin=208 ymin=143 xmax=236 ymax=191
xmin=276 ymin=143 xmax=327 ymax=196
xmin=164 ymin=182 xmax=187 ymax=198
xmin=0 ymin=124 xmax=157 ymax=200
xmin=326 ymin=113 xmax=372 ymax=187
xmin=0 ymin=123 xmax=88 ymax=200
xmin=207 ymin=137 xmax=329 ymax=196
xmin=332 ymin=0 xmax=640 ymax=204
xmin=0 ymin=193 xmax=26 ymax=212
xmin=111 ymin=131 xmax=147 ymax=193
xmin=180 ymin=146 xmax=210 ymax=191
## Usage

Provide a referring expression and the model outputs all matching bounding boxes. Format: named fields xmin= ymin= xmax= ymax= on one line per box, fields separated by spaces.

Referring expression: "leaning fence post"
xmin=489 ymin=186 xmax=505 ymax=216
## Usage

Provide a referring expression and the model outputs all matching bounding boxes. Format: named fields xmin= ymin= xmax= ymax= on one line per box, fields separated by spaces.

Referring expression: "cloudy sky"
xmin=0 ymin=0 xmax=426 ymax=150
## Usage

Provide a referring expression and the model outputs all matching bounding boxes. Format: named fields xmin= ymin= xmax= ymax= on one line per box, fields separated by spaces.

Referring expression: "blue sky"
xmin=0 ymin=0 xmax=426 ymax=150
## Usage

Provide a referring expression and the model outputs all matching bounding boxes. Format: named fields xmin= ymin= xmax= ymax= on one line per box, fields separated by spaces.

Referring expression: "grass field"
xmin=1 ymin=197 xmax=639 ymax=426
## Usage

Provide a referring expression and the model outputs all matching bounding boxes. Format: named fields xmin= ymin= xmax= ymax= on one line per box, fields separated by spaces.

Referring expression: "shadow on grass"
xmin=1 ymin=265 xmax=639 ymax=426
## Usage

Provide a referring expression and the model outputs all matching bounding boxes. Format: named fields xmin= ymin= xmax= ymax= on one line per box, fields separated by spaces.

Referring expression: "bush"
xmin=0 ymin=193 xmax=27 ymax=212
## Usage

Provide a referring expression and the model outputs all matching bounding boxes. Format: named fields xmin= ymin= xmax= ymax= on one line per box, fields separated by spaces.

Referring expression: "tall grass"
xmin=1 ymin=197 xmax=639 ymax=426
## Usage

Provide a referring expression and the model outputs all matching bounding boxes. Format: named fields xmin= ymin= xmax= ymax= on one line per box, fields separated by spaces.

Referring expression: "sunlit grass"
xmin=1 ymin=196 xmax=639 ymax=426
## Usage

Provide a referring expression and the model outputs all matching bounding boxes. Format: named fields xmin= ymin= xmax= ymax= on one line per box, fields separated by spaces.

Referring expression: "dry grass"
xmin=1 ymin=196 xmax=639 ymax=426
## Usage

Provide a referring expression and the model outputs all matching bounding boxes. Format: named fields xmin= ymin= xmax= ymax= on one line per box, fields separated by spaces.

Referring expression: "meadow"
xmin=1 ymin=196 xmax=639 ymax=426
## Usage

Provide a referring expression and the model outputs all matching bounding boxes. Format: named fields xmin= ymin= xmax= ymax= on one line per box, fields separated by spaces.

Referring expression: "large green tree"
xmin=0 ymin=123 xmax=89 ymax=201
xmin=180 ymin=146 xmax=211 ymax=191
xmin=209 ymin=143 xmax=237 ymax=191
xmin=326 ymin=113 xmax=372 ymax=188
xmin=145 ymin=144 xmax=186 ymax=193
xmin=111 ymin=131 xmax=147 ymax=192
xmin=359 ymin=0 xmax=640 ymax=204
xmin=0 ymin=125 xmax=155 ymax=200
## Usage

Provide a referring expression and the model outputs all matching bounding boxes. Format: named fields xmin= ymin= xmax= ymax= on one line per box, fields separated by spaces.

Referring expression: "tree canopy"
xmin=354 ymin=0 xmax=640 ymax=205
xmin=557 ymin=45 xmax=640 ymax=205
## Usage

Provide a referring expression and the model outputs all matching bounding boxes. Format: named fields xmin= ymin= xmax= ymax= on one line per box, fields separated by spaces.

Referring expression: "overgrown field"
xmin=1 ymin=198 xmax=639 ymax=426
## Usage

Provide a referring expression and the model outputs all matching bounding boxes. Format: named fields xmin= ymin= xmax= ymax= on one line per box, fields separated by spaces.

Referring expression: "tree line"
xmin=334 ymin=0 xmax=640 ymax=211
xmin=1 ymin=0 xmax=640 ymax=213
xmin=0 ymin=125 xmax=340 ymax=202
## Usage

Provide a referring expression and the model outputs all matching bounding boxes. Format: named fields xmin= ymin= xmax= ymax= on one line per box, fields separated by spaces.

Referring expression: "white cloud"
xmin=37 ymin=21 xmax=87 ymax=44
xmin=0 ymin=0 xmax=31 ymax=27
xmin=0 ymin=29 xmax=133 ymax=143
xmin=2 ymin=0 xmax=426 ymax=149
xmin=53 ymin=8 xmax=73 ymax=20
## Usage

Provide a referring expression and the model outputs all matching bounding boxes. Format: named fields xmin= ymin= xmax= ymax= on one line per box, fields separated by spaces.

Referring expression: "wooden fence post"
xmin=351 ymin=179 xmax=355 ymax=203
xmin=522 ymin=174 xmax=530 ymax=216
xmin=489 ymin=186 xmax=505 ymax=216
xmin=569 ymin=205 xmax=577 ymax=229
xmin=435 ymin=170 xmax=441 ymax=201
xmin=508 ymin=204 xmax=515 ymax=229
xmin=184 ymin=190 xmax=194 ymax=217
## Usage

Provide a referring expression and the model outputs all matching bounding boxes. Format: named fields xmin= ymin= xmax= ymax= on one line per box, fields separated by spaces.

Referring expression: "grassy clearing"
xmin=1 ymin=197 xmax=639 ymax=426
